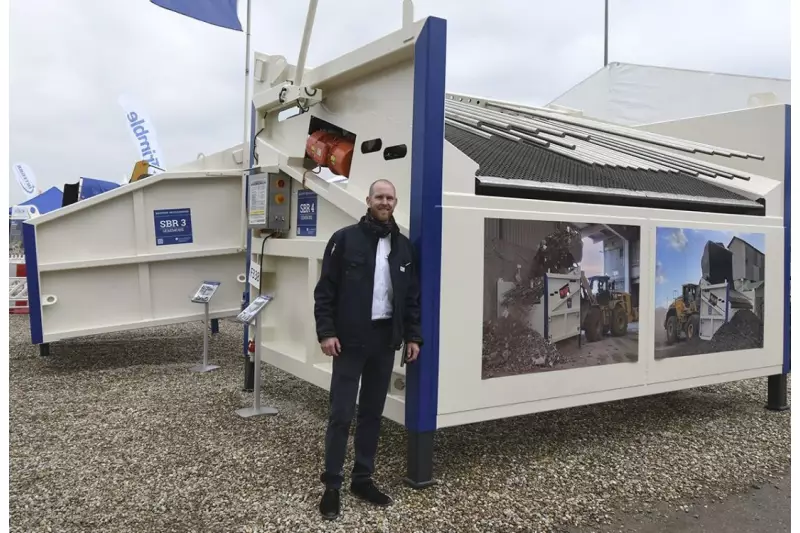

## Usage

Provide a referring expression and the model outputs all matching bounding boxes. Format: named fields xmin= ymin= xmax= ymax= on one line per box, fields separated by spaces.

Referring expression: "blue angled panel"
xmin=406 ymin=16 xmax=447 ymax=433
xmin=22 ymin=222 xmax=44 ymax=344
xmin=783 ymin=104 xmax=791 ymax=374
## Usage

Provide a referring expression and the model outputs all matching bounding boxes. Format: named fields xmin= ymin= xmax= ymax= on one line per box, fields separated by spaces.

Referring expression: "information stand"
xmin=189 ymin=281 xmax=221 ymax=373
xmin=235 ymin=294 xmax=278 ymax=418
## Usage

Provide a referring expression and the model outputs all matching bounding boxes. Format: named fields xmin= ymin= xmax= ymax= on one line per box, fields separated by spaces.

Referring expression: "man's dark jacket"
xmin=313 ymin=217 xmax=424 ymax=351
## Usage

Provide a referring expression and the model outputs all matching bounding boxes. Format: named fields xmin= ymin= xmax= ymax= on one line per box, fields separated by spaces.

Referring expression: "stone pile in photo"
xmin=677 ymin=309 xmax=764 ymax=356
xmin=482 ymin=317 xmax=561 ymax=378
xmin=485 ymin=225 xmax=583 ymax=377
xmin=498 ymin=276 xmax=546 ymax=310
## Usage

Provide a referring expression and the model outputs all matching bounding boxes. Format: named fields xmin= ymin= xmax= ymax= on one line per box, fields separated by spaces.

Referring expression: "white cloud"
xmin=666 ymin=229 xmax=689 ymax=252
xmin=8 ymin=0 xmax=791 ymax=205
xmin=655 ymin=261 xmax=667 ymax=284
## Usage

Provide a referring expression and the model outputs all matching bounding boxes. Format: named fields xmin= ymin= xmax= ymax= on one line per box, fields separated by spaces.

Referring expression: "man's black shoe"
xmin=350 ymin=480 xmax=393 ymax=507
xmin=319 ymin=488 xmax=340 ymax=520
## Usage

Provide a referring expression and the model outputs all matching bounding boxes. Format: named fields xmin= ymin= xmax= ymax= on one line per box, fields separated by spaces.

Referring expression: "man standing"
xmin=313 ymin=179 xmax=423 ymax=520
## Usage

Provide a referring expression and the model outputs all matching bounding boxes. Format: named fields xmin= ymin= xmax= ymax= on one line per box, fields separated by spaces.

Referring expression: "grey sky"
xmin=9 ymin=0 xmax=790 ymax=206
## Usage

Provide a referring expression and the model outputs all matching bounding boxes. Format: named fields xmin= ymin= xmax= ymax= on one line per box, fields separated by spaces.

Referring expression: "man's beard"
xmin=370 ymin=206 xmax=392 ymax=220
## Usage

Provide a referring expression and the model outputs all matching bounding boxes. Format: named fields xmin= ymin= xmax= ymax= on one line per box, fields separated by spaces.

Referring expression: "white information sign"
xmin=236 ymin=294 xmax=273 ymax=324
xmin=191 ymin=281 xmax=221 ymax=304
xmin=248 ymin=264 xmax=261 ymax=290
xmin=248 ymin=175 xmax=268 ymax=227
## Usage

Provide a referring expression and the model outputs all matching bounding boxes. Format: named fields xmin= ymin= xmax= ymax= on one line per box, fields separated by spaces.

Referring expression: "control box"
xmin=248 ymin=171 xmax=292 ymax=232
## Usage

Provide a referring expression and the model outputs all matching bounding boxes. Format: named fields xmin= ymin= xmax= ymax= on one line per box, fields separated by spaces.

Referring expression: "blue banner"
xmin=79 ymin=178 xmax=120 ymax=200
xmin=150 ymin=0 xmax=242 ymax=31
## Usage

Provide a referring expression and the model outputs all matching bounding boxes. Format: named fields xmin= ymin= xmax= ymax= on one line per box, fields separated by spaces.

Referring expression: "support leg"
xmin=235 ymin=313 xmax=277 ymax=418
xmin=39 ymin=343 xmax=50 ymax=357
xmin=190 ymin=302 xmax=219 ymax=373
xmin=404 ymin=430 xmax=437 ymax=489
xmin=243 ymin=354 xmax=255 ymax=392
xmin=211 ymin=319 xmax=220 ymax=335
xmin=766 ymin=374 xmax=790 ymax=411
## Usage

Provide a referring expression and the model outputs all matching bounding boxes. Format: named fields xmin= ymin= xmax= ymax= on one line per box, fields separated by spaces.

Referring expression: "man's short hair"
xmin=368 ymin=179 xmax=396 ymax=197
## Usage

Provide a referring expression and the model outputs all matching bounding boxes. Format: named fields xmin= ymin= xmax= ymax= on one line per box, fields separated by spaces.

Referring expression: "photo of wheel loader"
xmin=580 ymin=274 xmax=639 ymax=343
xmin=664 ymin=283 xmax=701 ymax=345
xmin=663 ymin=240 xmax=754 ymax=345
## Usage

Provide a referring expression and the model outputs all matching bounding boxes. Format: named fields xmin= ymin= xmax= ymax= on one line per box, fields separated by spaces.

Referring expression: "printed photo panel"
xmin=654 ymin=227 xmax=765 ymax=359
xmin=482 ymin=219 xmax=641 ymax=379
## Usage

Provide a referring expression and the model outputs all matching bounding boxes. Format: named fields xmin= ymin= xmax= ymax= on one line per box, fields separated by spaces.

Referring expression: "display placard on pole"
xmin=235 ymin=294 xmax=278 ymax=418
xmin=190 ymin=281 xmax=221 ymax=373
xmin=191 ymin=281 xmax=221 ymax=304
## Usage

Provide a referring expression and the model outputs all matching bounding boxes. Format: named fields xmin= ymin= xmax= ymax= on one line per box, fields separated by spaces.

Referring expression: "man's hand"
xmin=320 ymin=337 xmax=341 ymax=357
xmin=405 ymin=342 xmax=420 ymax=363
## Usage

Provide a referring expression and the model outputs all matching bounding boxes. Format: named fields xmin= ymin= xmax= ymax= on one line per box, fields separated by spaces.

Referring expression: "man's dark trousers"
xmin=323 ymin=318 xmax=395 ymax=489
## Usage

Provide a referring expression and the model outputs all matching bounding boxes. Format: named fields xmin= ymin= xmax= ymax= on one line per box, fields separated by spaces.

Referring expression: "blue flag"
xmin=79 ymin=178 xmax=121 ymax=201
xmin=150 ymin=0 xmax=242 ymax=31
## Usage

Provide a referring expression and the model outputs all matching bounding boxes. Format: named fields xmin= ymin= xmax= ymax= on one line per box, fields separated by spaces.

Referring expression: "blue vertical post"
xmin=22 ymin=222 xmax=45 ymax=355
xmin=768 ymin=103 xmax=790 ymax=411
xmin=405 ymin=16 xmax=447 ymax=489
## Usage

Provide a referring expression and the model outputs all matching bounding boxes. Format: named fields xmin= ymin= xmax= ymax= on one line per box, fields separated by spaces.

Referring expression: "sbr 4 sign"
xmin=296 ymin=190 xmax=317 ymax=237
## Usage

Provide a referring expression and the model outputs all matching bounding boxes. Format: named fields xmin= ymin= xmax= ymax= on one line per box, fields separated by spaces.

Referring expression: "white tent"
xmin=546 ymin=62 xmax=791 ymax=126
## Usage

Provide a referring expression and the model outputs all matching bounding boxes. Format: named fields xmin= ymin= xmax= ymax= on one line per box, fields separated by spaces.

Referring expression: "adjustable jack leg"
xmin=404 ymin=430 xmax=437 ymax=489
xmin=766 ymin=374 xmax=789 ymax=411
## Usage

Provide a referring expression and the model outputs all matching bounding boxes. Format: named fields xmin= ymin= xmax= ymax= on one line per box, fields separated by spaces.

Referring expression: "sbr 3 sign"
xmin=159 ymin=219 xmax=188 ymax=229
xmin=153 ymin=208 xmax=194 ymax=246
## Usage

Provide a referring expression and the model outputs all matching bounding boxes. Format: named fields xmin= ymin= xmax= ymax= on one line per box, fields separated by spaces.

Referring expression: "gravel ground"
xmin=9 ymin=315 xmax=790 ymax=533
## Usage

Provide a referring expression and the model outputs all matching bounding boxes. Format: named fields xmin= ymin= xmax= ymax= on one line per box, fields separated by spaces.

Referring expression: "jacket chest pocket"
xmin=393 ymin=257 xmax=413 ymax=289
xmin=344 ymin=253 xmax=368 ymax=280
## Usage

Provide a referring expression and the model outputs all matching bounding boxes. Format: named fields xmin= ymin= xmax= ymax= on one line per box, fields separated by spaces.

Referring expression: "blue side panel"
xmin=22 ymin=222 xmax=43 ymax=344
xmin=783 ymin=104 xmax=791 ymax=374
xmin=405 ymin=17 xmax=447 ymax=433
xmin=243 ymin=102 xmax=256 ymax=356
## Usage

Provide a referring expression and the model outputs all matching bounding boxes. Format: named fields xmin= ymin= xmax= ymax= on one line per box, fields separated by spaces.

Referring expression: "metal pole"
xmin=203 ymin=302 xmax=210 ymax=366
xmin=240 ymin=0 xmax=253 ymax=248
xmin=242 ymin=0 xmax=253 ymax=148
xmin=253 ymin=312 xmax=262 ymax=411
xmin=236 ymin=312 xmax=278 ymax=417
xmin=294 ymin=0 xmax=319 ymax=87
xmin=603 ymin=0 xmax=609 ymax=66
xmin=191 ymin=301 xmax=219 ymax=372
xmin=240 ymin=0 xmax=255 ymax=382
